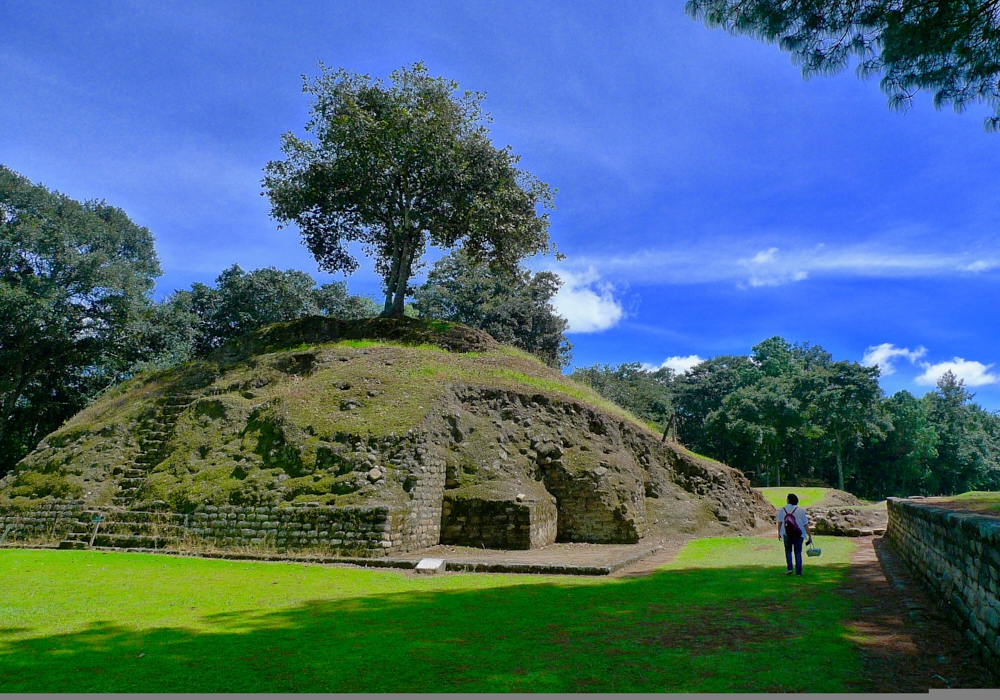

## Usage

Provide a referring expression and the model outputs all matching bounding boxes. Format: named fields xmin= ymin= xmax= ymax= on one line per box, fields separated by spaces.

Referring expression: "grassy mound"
xmin=756 ymin=487 xmax=867 ymax=510
xmin=920 ymin=491 xmax=1000 ymax=516
xmin=0 ymin=319 xmax=628 ymax=510
xmin=0 ymin=317 xmax=773 ymax=550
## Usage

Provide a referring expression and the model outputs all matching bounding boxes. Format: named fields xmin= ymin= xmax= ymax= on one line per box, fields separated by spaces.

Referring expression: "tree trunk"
xmin=380 ymin=234 xmax=404 ymax=317
xmin=387 ymin=240 xmax=415 ymax=317
xmin=835 ymin=430 xmax=845 ymax=491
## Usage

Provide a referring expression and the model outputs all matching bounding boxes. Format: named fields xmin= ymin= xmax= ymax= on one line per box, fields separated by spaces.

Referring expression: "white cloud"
xmin=738 ymin=247 xmax=810 ymax=287
xmin=563 ymin=240 xmax=1000 ymax=289
xmin=861 ymin=343 xmax=927 ymax=375
xmin=642 ymin=355 xmax=704 ymax=374
xmin=915 ymin=358 xmax=999 ymax=387
xmin=551 ymin=268 xmax=623 ymax=333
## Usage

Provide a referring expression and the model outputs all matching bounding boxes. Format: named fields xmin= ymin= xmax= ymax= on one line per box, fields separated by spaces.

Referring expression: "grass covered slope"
xmin=0 ymin=318 xmax=629 ymax=508
xmin=0 ymin=317 xmax=773 ymax=547
xmin=921 ymin=491 xmax=1000 ymax=516
xmin=0 ymin=538 xmax=861 ymax=692
xmin=756 ymin=487 xmax=864 ymax=509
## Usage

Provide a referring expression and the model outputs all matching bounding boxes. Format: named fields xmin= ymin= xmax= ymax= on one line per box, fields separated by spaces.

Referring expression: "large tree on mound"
xmin=0 ymin=165 xmax=160 ymax=475
xmin=687 ymin=0 xmax=1000 ymax=131
xmin=414 ymin=250 xmax=572 ymax=368
xmin=263 ymin=62 xmax=556 ymax=317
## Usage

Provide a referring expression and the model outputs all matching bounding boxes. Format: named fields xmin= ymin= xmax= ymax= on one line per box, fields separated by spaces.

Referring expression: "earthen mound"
xmin=0 ymin=317 xmax=773 ymax=555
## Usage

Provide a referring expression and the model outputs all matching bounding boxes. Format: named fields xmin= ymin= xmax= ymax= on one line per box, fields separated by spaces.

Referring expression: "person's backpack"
xmin=783 ymin=507 xmax=803 ymax=541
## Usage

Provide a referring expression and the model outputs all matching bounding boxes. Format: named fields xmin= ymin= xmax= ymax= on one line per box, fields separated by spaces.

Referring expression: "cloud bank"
xmin=551 ymin=268 xmax=623 ymax=333
xmin=915 ymin=358 xmax=999 ymax=387
xmin=643 ymin=355 xmax=704 ymax=374
xmin=861 ymin=343 xmax=927 ymax=375
xmin=863 ymin=342 xmax=998 ymax=387
xmin=562 ymin=241 xmax=1000 ymax=289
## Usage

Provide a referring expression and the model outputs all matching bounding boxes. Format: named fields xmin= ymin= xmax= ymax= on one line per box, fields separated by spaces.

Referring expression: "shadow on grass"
xmin=0 ymin=561 xmax=875 ymax=693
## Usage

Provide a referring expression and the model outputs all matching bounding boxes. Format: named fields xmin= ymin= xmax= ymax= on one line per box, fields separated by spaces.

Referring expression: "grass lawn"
xmin=756 ymin=487 xmax=831 ymax=509
xmin=1 ymin=537 xmax=861 ymax=692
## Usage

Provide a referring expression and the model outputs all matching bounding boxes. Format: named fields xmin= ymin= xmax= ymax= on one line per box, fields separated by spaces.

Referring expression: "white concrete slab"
xmin=415 ymin=557 xmax=446 ymax=574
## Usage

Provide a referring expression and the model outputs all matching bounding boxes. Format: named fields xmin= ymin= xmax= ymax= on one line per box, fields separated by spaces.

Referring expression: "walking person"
xmin=777 ymin=493 xmax=812 ymax=576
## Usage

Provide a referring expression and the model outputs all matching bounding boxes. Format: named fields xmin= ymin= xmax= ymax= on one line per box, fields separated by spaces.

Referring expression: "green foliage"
xmin=414 ymin=249 xmax=572 ymax=368
xmin=262 ymin=62 xmax=556 ymax=317
xmin=570 ymin=362 xmax=673 ymax=427
xmin=139 ymin=266 xmax=379 ymax=367
xmin=687 ymin=0 xmax=1000 ymax=132
xmin=0 ymin=165 xmax=160 ymax=476
xmin=0 ymin=538 xmax=867 ymax=692
xmin=313 ymin=280 xmax=380 ymax=320
xmin=576 ymin=336 xmax=1000 ymax=499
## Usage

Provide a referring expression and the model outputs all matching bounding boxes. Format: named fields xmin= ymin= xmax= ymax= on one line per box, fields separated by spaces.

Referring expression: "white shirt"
xmin=777 ymin=504 xmax=808 ymax=538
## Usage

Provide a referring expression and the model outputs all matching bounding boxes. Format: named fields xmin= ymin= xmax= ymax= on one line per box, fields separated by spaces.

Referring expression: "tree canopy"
xmin=0 ymin=165 xmax=160 ymax=475
xmin=141 ymin=265 xmax=379 ymax=366
xmin=263 ymin=62 xmax=556 ymax=317
xmin=574 ymin=336 xmax=1000 ymax=498
xmin=413 ymin=249 xmax=572 ymax=368
xmin=686 ymin=0 xmax=1000 ymax=131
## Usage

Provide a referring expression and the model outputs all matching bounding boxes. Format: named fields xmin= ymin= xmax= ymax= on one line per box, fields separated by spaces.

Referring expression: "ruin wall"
xmin=886 ymin=497 xmax=1000 ymax=682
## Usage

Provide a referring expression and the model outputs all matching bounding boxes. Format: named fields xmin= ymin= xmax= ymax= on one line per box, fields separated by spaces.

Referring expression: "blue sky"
xmin=3 ymin=1 xmax=999 ymax=408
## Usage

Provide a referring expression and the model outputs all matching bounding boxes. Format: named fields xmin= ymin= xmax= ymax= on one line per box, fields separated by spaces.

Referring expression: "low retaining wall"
xmin=886 ymin=497 xmax=1000 ymax=682
xmin=0 ymin=499 xmax=411 ymax=556
xmin=0 ymin=501 xmax=86 ymax=542
xmin=186 ymin=504 xmax=400 ymax=555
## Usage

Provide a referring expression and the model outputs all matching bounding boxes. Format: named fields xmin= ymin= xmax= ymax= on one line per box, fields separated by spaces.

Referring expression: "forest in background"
xmin=571 ymin=340 xmax=1000 ymax=501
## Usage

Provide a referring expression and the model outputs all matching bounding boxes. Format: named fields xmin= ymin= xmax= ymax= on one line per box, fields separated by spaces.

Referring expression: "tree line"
xmin=572 ymin=338 xmax=1000 ymax=500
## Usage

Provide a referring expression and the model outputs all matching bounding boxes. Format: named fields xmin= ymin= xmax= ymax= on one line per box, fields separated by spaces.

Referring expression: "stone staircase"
xmin=59 ymin=509 xmax=188 ymax=550
xmin=112 ymin=395 xmax=193 ymax=508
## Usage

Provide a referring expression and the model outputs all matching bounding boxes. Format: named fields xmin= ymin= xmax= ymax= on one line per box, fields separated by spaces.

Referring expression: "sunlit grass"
xmin=930 ymin=491 xmax=1000 ymax=513
xmin=0 ymin=537 xmax=865 ymax=693
xmin=756 ymin=487 xmax=830 ymax=509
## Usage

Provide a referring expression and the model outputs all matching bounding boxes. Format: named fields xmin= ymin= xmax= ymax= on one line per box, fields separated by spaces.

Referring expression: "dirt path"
xmin=839 ymin=536 xmax=993 ymax=691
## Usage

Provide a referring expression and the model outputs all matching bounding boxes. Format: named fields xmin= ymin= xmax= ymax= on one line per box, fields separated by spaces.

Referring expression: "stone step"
xmin=99 ymin=523 xmax=186 ymax=537
xmin=58 ymin=540 xmax=88 ymax=550
xmin=119 ymin=478 xmax=146 ymax=488
xmin=105 ymin=512 xmax=187 ymax=525
xmin=93 ymin=533 xmax=170 ymax=549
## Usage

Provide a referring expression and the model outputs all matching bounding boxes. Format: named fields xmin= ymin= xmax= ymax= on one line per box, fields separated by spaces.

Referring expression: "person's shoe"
xmin=785 ymin=570 xmax=794 ymax=575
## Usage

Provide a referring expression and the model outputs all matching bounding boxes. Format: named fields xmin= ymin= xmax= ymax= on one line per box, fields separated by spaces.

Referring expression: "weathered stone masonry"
xmin=886 ymin=497 xmax=1000 ymax=683
xmin=0 ymin=501 xmax=85 ymax=542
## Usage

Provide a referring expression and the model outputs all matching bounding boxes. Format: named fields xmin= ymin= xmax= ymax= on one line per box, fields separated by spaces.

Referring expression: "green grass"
xmin=0 ymin=536 xmax=866 ymax=692
xmin=756 ymin=487 xmax=831 ymax=509
xmin=931 ymin=491 xmax=1000 ymax=514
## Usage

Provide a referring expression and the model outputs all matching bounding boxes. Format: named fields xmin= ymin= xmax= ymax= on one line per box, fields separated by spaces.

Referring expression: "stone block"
xmin=415 ymin=558 xmax=446 ymax=574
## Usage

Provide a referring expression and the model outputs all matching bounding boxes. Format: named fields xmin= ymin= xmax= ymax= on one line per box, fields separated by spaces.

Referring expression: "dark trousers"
xmin=784 ymin=534 xmax=803 ymax=575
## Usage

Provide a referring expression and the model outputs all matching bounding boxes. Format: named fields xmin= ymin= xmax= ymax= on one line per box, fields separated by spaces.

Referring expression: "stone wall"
xmin=0 ymin=501 xmax=85 ymax=542
xmin=185 ymin=504 xmax=396 ymax=555
xmin=441 ymin=491 xmax=557 ymax=549
xmin=886 ymin=497 xmax=1000 ymax=682
xmin=0 ymin=498 xmax=433 ymax=556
